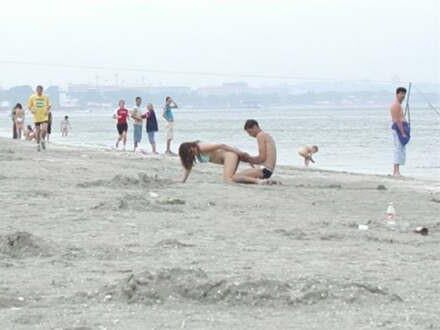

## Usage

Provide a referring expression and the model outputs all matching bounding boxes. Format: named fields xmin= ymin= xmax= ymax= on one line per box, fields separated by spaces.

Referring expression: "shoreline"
xmin=2 ymin=136 xmax=439 ymax=190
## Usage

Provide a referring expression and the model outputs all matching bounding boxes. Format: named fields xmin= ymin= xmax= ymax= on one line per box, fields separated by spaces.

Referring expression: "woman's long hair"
xmin=179 ymin=142 xmax=200 ymax=170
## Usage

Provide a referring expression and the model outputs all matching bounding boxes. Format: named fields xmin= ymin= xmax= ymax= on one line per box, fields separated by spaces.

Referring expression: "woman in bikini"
xmin=178 ymin=141 xmax=251 ymax=183
xmin=13 ymin=103 xmax=25 ymax=139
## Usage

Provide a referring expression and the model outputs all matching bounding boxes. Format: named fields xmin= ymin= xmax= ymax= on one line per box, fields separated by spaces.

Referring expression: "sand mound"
xmin=154 ymin=239 xmax=195 ymax=248
xmin=90 ymin=193 xmax=184 ymax=213
xmin=78 ymin=173 xmax=170 ymax=189
xmin=274 ymin=228 xmax=308 ymax=240
xmin=0 ymin=232 xmax=53 ymax=258
xmin=101 ymin=268 xmax=402 ymax=307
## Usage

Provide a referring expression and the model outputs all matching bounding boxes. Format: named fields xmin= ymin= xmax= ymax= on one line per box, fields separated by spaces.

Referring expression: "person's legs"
xmin=222 ymin=152 xmax=240 ymax=182
xmin=17 ymin=124 xmax=22 ymax=139
xmin=116 ymin=124 xmax=122 ymax=148
xmin=165 ymin=122 xmax=174 ymax=154
xmin=122 ymin=130 xmax=127 ymax=149
xmin=46 ymin=123 xmax=51 ymax=142
xmin=34 ymin=123 xmax=41 ymax=150
xmin=393 ymin=164 xmax=400 ymax=176
xmin=305 ymin=157 xmax=310 ymax=167
xmin=232 ymin=168 xmax=264 ymax=184
xmin=392 ymin=130 xmax=405 ymax=176
xmin=148 ymin=132 xmax=158 ymax=154
xmin=40 ymin=123 xmax=48 ymax=149
xmin=133 ymin=125 xmax=140 ymax=151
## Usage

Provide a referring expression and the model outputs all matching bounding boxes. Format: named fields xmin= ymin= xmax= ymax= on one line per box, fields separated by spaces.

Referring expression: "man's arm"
xmin=27 ymin=96 xmax=34 ymax=113
xmin=249 ymin=134 xmax=267 ymax=164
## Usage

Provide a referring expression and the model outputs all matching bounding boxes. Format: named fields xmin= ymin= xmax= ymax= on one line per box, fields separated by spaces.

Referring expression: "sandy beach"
xmin=0 ymin=137 xmax=439 ymax=329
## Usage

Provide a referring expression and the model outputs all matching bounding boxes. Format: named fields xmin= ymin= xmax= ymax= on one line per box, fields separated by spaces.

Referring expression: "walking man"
xmin=27 ymin=85 xmax=51 ymax=151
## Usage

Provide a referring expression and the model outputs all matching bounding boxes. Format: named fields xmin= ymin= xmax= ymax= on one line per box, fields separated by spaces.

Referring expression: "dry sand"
xmin=0 ymin=137 xmax=439 ymax=330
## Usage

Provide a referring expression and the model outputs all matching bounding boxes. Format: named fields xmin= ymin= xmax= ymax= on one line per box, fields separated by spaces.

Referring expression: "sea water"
xmin=1 ymin=106 xmax=439 ymax=179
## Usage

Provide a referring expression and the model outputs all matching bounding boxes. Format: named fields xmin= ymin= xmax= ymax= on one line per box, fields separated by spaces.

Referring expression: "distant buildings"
xmin=0 ymin=82 xmax=439 ymax=110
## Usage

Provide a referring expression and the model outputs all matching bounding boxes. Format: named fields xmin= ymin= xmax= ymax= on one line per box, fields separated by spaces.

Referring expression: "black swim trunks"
xmin=262 ymin=168 xmax=273 ymax=179
xmin=116 ymin=123 xmax=128 ymax=134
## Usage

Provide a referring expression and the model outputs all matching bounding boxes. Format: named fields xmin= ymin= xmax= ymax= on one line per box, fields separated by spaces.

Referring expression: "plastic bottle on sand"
xmin=386 ymin=202 xmax=396 ymax=221
xmin=385 ymin=202 xmax=396 ymax=229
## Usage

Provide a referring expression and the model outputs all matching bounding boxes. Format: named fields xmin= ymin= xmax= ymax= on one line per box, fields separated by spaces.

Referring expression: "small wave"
xmin=0 ymin=231 xmax=55 ymax=258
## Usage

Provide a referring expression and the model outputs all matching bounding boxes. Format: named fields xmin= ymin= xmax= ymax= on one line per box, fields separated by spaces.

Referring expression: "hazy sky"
xmin=1 ymin=0 xmax=439 ymax=88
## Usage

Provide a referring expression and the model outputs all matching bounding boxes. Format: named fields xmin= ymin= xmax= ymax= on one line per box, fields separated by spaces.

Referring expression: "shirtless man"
xmin=298 ymin=145 xmax=319 ymax=167
xmin=390 ymin=87 xmax=407 ymax=177
xmin=232 ymin=119 xmax=277 ymax=184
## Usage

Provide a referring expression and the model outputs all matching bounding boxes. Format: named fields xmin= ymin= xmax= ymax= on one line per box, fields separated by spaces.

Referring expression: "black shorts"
xmin=34 ymin=121 xmax=48 ymax=127
xmin=47 ymin=122 xmax=52 ymax=134
xmin=262 ymin=168 xmax=273 ymax=179
xmin=116 ymin=123 xmax=128 ymax=135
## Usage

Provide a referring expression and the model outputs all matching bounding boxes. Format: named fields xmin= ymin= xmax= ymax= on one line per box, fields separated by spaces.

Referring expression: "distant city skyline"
xmin=1 ymin=80 xmax=438 ymax=110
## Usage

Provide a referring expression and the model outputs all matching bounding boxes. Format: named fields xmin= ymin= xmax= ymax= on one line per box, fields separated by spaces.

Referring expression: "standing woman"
xmin=11 ymin=106 xmax=17 ymax=139
xmin=142 ymin=103 xmax=159 ymax=154
xmin=13 ymin=103 xmax=25 ymax=139
xmin=163 ymin=96 xmax=178 ymax=155
xmin=113 ymin=99 xmax=129 ymax=150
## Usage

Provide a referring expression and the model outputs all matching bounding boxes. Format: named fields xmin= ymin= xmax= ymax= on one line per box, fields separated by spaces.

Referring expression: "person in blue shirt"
xmin=163 ymin=96 xmax=178 ymax=155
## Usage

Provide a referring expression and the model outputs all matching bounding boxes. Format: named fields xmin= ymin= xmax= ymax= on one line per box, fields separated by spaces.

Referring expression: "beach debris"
xmin=118 ymin=199 xmax=128 ymax=209
xmin=413 ymin=226 xmax=429 ymax=236
xmin=159 ymin=198 xmax=186 ymax=205
xmin=274 ymin=228 xmax=307 ymax=240
xmin=358 ymin=224 xmax=369 ymax=231
xmin=0 ymin=231 xmax=54 ymax=258
xmin=154 ymin=239 xmax=195 ymax=248
xmin=149 ymin=192 xmax=159 ymax=198
xmin=386 ymin=202 xmax=396 ymax=222
xmin=376 ymin=184 xmax=387 ymax=190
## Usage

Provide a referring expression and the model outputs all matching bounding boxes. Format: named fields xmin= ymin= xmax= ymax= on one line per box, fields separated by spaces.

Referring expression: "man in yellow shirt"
xmin=27 ymin=85 xmax=51 ymax=151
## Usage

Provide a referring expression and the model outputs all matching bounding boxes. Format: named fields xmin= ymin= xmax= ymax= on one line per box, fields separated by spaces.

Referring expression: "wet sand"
xmin=0 ymin=137 xmax=439 ymax=329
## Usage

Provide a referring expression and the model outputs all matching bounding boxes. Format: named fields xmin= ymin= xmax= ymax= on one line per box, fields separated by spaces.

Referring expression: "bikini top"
xmin=196 ymin=153 xmax=210 ymax=163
